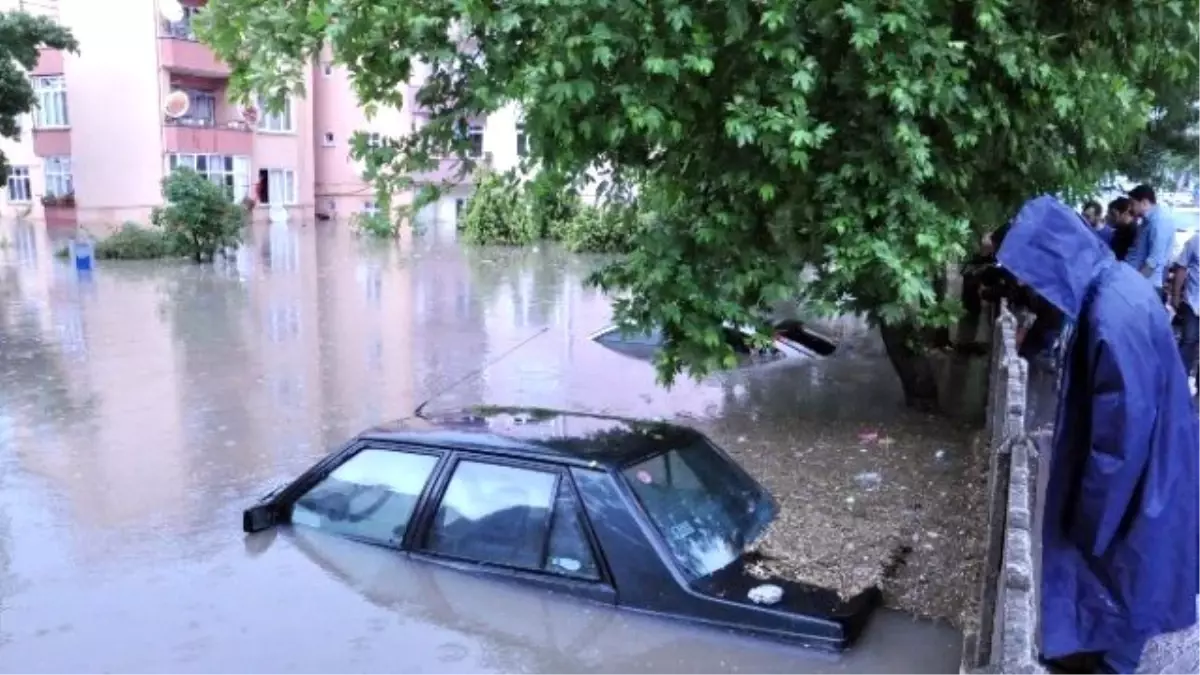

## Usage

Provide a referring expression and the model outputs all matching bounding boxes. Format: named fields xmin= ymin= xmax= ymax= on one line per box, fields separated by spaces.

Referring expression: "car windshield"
xmin=622 ymin=441 xmax=776 ymax=581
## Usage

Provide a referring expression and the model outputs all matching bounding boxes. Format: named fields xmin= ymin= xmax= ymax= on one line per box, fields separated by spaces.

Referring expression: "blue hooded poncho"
xmin=998 ymin=196 xmax=1199 ymax=659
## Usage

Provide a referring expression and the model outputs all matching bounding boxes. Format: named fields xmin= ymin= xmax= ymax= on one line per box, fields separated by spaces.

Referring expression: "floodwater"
xmin=0 ymin=220 xmax=968 ymax=673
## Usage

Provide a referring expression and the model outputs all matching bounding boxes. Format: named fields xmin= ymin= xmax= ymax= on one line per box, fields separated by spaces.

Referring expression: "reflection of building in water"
xmin=408 ymin=245 xmax=487 ymax=410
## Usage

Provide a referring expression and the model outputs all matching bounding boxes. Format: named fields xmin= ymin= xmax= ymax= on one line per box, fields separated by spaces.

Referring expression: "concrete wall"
xmin=962 ymin=302 xmax=1044 ymax=674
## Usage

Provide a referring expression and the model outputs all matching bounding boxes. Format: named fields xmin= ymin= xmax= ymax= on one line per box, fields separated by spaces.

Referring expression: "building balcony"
xmin=159 ymin=21 xmax=230 ymax=78
xmin=41 ymin=194 xmax=77 ymax=228
xmin=31 ymin=49 xmax=63 ymax=76
xmin=163 ymin=117 xmax=253 ymax=155
xmin=32 ymin=128 xmax=71 ymax=157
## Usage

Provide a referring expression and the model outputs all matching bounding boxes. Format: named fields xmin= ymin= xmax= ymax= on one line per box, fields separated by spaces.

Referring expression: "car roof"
xmin=356 ymin=405 xmax=700 ymax=469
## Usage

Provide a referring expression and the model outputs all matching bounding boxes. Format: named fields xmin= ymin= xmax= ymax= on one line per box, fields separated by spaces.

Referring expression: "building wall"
xmin=61 ymin=0 xmax=164 ymax=227
xmin=2 ymin=1 xmax=520 ymax=230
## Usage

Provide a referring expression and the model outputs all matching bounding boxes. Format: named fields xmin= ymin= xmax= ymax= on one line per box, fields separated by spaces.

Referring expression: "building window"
xmin=43 ymin=156 xmax=73 ymax=197
xmin=322 ymin=131 xmax=335 ymax=147
xmin=516 ymin=123 xmax=527 ymax=157
xmin=366 ymin=132 xmax=382 ymax=148
xmin=6 ymin=166 xmax=31 ymax=202
xmin=257 ymin=168 xmax=297 ymax=205
xmin=167 ymin=153 xmax=251 ymax=201
xmin=322 ymin=61 xmax=334 ymax=76
xmin=32 ymin=76 xmax=68 ymax=129
xmin=257 ymin=95 xmax=294 ymax=133
xmin=461 ymin=122 xmax=484 ymax=158
xmin=174 ymin=89 xmax=216 ymax=126
xmin=363 ymin=200 xmax=379 ymax=215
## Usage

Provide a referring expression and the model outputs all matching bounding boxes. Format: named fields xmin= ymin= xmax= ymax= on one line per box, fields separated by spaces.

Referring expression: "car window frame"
xmin=271 ymin=440 xmax=449 ymax=550
xmin=408 ymin=451 xmax=616 ymax=593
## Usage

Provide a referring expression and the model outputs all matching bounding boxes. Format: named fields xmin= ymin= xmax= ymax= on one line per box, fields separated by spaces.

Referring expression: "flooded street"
xmin=0 ymin=220 xmax=973 ymax=672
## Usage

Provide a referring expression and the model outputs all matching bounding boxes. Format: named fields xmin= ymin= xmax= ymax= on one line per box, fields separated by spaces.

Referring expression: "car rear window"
xmin=623 ymin=441 xmax=775 ymax=581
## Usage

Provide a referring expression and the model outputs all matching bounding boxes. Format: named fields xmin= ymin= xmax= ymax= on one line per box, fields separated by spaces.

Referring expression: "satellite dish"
xmin=164 ymin=90 xmax=190 ymax=118
xmin=160 ymin=0 xmax=185 ymax=23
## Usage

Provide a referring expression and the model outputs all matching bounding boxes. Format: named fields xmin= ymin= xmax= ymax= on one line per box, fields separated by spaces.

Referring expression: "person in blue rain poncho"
xmin=996 ymin=196 xmax=1199 ymax=674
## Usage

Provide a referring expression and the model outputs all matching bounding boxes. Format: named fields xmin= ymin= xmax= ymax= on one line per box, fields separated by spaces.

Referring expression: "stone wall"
xmin=962 ymin=302 xmax=1045 ymax=674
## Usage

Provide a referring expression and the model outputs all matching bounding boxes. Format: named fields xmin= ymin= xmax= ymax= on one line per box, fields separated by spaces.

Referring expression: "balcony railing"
xmin=163 ymin=116 xmax=252 ymax=131
xmin=161 ymin=19 xmax=198 ymax=41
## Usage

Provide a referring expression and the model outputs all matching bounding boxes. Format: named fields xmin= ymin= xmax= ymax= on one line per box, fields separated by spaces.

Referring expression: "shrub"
xmin=151 ymin=168 xmax=243 ymax=262
xmin=94 ymin=222 xmax=173 ymax=260
xmin=460 ymin=169 xmax=537 ymax=245
xmin=352 ymin=210 xmax=400 ymax=238
xmin=558 ymin=201 xmax=641 ymax=253
xmin=526 ymin=172 xmax=580 ymax=241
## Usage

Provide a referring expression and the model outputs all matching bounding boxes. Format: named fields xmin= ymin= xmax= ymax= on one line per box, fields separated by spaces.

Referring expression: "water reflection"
xmin=0 ymin=219 xmax=969 ymax=672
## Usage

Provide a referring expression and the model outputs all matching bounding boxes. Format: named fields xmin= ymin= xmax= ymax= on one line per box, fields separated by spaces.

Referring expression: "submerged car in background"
xmin=243 ymin=406 xmax=879 ymax=651
xmin=590 ymin=319 xmax=838 ymax=366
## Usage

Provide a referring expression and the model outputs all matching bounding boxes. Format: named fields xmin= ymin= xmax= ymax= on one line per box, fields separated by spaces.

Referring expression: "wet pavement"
xmin=0 ymin=220 xmax=971 ymax=672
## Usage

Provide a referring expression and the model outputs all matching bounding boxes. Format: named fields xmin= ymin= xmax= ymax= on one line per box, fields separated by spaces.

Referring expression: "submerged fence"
xmin=963 ymin=302 xmax=1045 ymax=674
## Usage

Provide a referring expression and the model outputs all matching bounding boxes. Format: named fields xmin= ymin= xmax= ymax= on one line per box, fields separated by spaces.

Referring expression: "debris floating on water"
xmin=747 ymin=584 xmax=784 ymax=605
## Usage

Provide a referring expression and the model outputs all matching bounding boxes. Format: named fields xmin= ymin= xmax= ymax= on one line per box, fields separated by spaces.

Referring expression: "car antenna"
xmin=413 ymin=325 xmax=551 ymax=420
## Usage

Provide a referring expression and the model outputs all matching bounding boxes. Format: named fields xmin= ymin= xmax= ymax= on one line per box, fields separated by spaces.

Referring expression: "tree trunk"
xmin=878 ymin=319 xmax=941 ymax=412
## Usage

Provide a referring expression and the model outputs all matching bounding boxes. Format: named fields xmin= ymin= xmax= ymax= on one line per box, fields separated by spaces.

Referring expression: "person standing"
xmin=1127 ymin=184 xmax=1176 ymax=301
xmin=1081 ymin=200 xmax=1114 ymax=248
xmin=996 ymin=195 xmax=1199 ymax=674
xmin=1105 ymin=197 xmax=1137 ymax=260
xmin=1170 ymin=231 xmax=1199 ymax=379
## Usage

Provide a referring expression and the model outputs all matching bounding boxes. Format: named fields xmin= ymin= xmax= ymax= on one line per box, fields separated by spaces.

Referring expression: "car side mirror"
xmin=243 ymin=503 xmax=280 ymax=533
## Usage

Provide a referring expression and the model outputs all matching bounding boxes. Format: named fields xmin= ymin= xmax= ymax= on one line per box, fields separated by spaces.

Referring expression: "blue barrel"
xmin=72 ymin=239 xmax=94 ymax=271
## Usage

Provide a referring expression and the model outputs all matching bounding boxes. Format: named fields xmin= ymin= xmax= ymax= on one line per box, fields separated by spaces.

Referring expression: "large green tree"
xmin=200 ymin=0 xmax=1197 ymax=409
xmin=0 ymin=11 xmax=77 ymax=180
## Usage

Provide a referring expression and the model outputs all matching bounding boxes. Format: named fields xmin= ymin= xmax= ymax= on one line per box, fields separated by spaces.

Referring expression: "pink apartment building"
xmin=0 ymin=0 xmax=523 ymax=233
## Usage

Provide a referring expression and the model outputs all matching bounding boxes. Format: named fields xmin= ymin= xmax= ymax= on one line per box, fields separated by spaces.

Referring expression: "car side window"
xmin=425 ymin=460 xmax=600 ymax=580
xmin=290 ymin=448 xmax=439 ymax=547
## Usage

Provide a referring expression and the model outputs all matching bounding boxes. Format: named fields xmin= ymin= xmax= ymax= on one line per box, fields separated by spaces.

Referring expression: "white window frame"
xmin=516 ymin=123 xmax=528 ymax=157
xmin=166 ymin=153 xmax=251 ymax=202
xmin=257 ymin=95 xmax=294 ymax=133
xmin=6 ymin=166 xmax=31 ymax=203
xmin=264 ymin=168 xmax=297 ymax=206
xmin=466 ymin=123 xmax=484 ymax=158
xmin=43 ymin=156 xmax=73 ymax=197
xmin=32 ymin=76 xmax=68 ymax=129
xmin=363 ymin=200 xmax=379 ymax=216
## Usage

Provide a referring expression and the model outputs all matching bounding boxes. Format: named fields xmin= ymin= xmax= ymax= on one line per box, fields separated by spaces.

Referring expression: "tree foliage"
xmin=151 ymin=169 xmax=243 ymax=262
xmin=0 ymin=11 xmax=77 ymax=181
xmin=200 ymin=0 xmax=1199 ymax=405
xmin=460 ymin=168 xmax=538 ymax=245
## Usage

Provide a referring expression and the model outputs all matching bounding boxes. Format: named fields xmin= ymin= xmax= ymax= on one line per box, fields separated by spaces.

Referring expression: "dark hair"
xmin=1129 ymin=184 xmax=1157 ymax=204
xmin=1108 ymin=197 xmax=1132 ymax=214
xmin=1083 ymin=200 xmax=1102 ymax=215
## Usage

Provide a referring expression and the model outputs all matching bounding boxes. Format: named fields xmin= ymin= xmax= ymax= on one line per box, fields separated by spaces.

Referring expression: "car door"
xmin=408 ymin=453 xmax=616 ymax=605
xmin=283 ymin=444 xmax=445 ymax=549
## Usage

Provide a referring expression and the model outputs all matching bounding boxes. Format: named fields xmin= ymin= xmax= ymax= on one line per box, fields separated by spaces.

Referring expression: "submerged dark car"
xmin=590 ymin=319 xmax=838 ymax=366
xmin=243 ymin=406 xmax=880 ymax=651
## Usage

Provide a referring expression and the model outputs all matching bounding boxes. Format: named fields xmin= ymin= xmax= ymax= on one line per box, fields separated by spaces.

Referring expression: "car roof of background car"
xmin=357 ymin=405 xmax=700 ymax=468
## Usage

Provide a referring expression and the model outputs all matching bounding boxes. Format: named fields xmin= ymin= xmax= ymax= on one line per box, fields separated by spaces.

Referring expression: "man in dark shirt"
xmin=1105 ymin=197 xmax=1137 ymax=261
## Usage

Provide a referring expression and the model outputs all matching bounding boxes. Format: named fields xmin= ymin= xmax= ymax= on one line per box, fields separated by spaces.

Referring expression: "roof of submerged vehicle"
xmin=357 ymin=405 xmax=701 ymax=469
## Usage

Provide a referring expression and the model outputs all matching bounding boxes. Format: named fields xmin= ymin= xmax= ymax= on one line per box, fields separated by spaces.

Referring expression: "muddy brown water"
xmin=0 ymin=220 xmax=969 ymax=672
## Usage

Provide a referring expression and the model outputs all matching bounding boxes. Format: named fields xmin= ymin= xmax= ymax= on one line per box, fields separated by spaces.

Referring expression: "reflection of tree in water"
xmin=0 ymin=267 xmax=96 ymax=428
xmin=463 ymin=244 xmax=586 ymax=328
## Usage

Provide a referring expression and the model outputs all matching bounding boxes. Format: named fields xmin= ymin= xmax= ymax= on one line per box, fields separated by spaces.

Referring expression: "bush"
xmin=557 ymin=202 xmax=641 ymax=253
xmin=526 ymin=172 xmax=580 ymax=240
xmin=94 ymin=222 xmax=173 ymax=259
xmin=460 ymin=169 xmax=537 ymax=245
xmin=151 ymin=168 xmax=243 ymax=262
xmin=352 ymin=210 xmax=400 ymax=238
